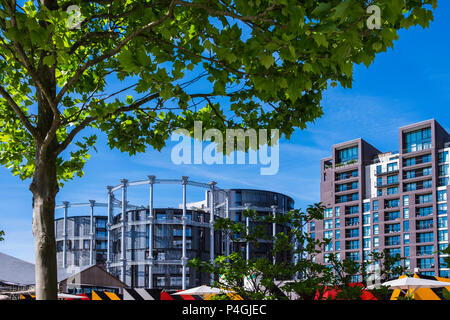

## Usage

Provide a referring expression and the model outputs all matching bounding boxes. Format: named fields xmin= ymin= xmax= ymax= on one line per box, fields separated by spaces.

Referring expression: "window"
xmin=346 ymin=240 xmax=359 ymax=250
xmin=417 ymin=193 xmax=433 ymax=204
xmin=387 ymin=163 xmax=399 ymax=172
xmin=438 ymin=216 xmax=448 ymax=228
xmin=325 ymin=242 xmax=333 ymax=252
xmin=335 ymin=241 xmax=341 ymax=251
xmin=417 ymin=258 xmax=434 ymax=269
xmin=324 ymin=208 xmax=333 ymax=218
xmin=310 ymin=222 xmax=315 ymax=231
xmin=363 ymin=202 xmax=370 ymax=213
xmin=335 ymin=207 xmax=341 ymax=217
xmin=335 ymin=218 xmax=341 ymax=228
xmin=404 ymin=233 xmax=410 ymax=244
xmin=417 ymin=206 xmax=433 ymax=217
xmin=337 ymin=146 xmax=359 ymax=164
xmin=438 ymin=190 xmax=447 ymax=202
xmin=417 ymin=219 xmax=433 ymax=230
xmin=403 ymin=127 xmax=431 ymax=153
xmin=403 ymin=221 xmax=410 ymax=232
xmin=417 ymin=232 xmax=434 ymax=243
xmin=346 ymin=205 xmax=359 ymax=214
xmin=373 ymin=237 xmax=379 ymax=247
xmin=373 ymin=224 xmax=379 ymax=235
xmin=335 ymin=230 xmax=340 ymax=240
xmin=403 ymin=195 xmax=409 ymax=206
xmin=373 ymin=212 xmax=379 ymax=223
xmin=364 ymin=238 xmax=371 ymax=249
xmin=439 ymin=151 xmax=449 ymax=163
xmin=438 ymin=203 xmax=447 ymax=215
xmin=363 ymin=214 xmax=371 ymax=225
xmin=346 ymin=228 xmax=359 ymax=238
xmin=376 ymin=165 xmax=382 ymax=174
xmin=439 ymin=230 xmax=448 ymax=242
xmin=386 ymin=199 xmax=400 ymax=208
xmin=387 ymin=187 xmax=398 ymax=195
xmin=404 ymin=246 xmax=410 ymax=257
xmin=439 ymin=164 xmax=449 ymax=177
xmin=363 ymin=226 xmax=370 ymax=237
xmin=417 ymin=245 xmax=434 ymax=256
xmin=385 ymin=223 xmax=399 ymax=233
xmin=403 ymin=208 xmax=409 ymax=219
xmin=385 ymin=235 xmax=401 ymax=246
xmin=438 ymin=177 xmax=449 ymax=187
xmin=385 ymin=211 xmax=400 ymax=221
xmin=373 ymin=200 xmax=378 ymax=210
xmin=324 ymin=231 xmax=333 ymax=239
xmin=324 ymin=219 xmax=333 ymax=230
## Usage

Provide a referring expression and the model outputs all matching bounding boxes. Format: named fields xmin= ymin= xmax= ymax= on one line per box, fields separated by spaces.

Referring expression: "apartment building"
xmin=311 ymin=119 xmax=450 ymax=279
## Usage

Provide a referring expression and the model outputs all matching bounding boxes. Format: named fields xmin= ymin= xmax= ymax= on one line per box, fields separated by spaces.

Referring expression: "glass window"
xmin=373 ymin=224 xmax=379 ymax=235
xmin=439 ymin=151 xmax=449 ymax=163
xmin=335 ymin=207 xmax=341 ymax=217
xmin=363 ymin=202 xmax=370 ymax=213
xmin=403 ymin=195 xmax=409 ymax=206
xmin=438 ymin=190 xmax=447 ymax=202
xmin=403 ymin=221 xmax=410 ymax=232
xmin=335 ymin=230 xmax=340 ymax=240
xmin=324 ymin=208 xmax=333 ymax=218
xmin=335 ymin=241 xmax=340 ymax=251
xmin=373 ymin=212 xmax=379 ymax=223
xmin=404 ymin=246 xmax=410 ymax=257
xmin=439 ymin=230 xmax=448 ymax=242
xmin=363 ymin=226 xmax=370 ymax=236
xmin=404 ymin=233 xmax=410 ymax=244
xmin=403 ymin=208 xmax=409 ymax=219
xmin=363 ymin=214 xmax=371 ymax=225
xmin=438 ymin=216 xmax=448 ymax=229
xmin=324 ymin=219 xmax=333 ymax=230
xmin=337 ymin=146 xmax=359 ymax=164
xmin=335 ymin=218 xmax=340 ymax=228
xmin=387 ymin=162 xmax=399 ymax=172
xmin=373 ymin=200 xmax=378 ymax=210
xmin=403 ymin=127 xmax=431 ymax=153
xmin=438 ymin=203 xmax=447 ymax=215
xmin=310 ymin=222 xmax=315 ymax=231
xmin=373 ymin=237 xmax=379 ymax=247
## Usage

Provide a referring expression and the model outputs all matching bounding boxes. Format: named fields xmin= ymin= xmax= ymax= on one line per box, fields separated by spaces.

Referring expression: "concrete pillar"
xmin=148 ymin=175 xmax=155 ymax=289
xmin=181 ymin=176 xmax=188 ymax=290
xmin=89 ymin=200 xmax=95 ymax=265
xmin=120 ymin=179 xmax=128 ymax=283
xmin=106 ymin=186 xmax=113 ymax=273
xmin=62 ymin=201 xmax=69 ymax=269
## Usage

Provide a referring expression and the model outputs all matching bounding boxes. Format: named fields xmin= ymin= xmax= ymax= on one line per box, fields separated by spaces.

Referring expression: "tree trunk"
xmin=30 ymin=152 xmax=59 ymax=300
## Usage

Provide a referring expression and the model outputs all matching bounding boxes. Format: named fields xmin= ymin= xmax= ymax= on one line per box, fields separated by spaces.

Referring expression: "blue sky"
xmin=1 ymin=2 xmax=450 ymax=263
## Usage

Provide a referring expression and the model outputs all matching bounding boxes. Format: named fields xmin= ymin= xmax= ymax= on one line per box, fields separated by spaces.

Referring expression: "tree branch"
xmin=0 ymin=84 xmax=40 ymax=140
xmin=55 ymin=0 xmax=177 ymax=107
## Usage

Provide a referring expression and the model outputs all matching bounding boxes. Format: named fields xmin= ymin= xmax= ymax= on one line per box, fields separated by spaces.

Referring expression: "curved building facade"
xmin=55 ymin=176 xmax=295 ymax=290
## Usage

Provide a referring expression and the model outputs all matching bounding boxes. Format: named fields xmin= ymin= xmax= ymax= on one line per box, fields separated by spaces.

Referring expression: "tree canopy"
xmin=0 ymin=0 xmax=437 ymax=183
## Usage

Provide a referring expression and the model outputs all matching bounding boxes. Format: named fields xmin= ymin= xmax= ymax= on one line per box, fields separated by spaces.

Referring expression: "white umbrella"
xmin=57 ymin=293 xmax=85 ymax=299
xmin=172 ymin=285 xmax=233 ymax=295
xmin=380 ymin=277 xmax=450 ymax=294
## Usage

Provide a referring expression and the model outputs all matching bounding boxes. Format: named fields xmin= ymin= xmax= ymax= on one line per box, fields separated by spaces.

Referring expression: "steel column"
xmin=62 ymin=201 xmax=69 ymax=269
xmin=181 ymin=176 xmax=188 ymax=290
xmin=148 ymin=175 xmax=155 ymax=289
xmin=89 ymin=200 xmax=95 ymax=265
xmin=120 ymin=179 xmax=128 ymax=283
xmin=106 ymin=187 xmax=113 ymax=273
xmin=209 ymin=182 xmax=216 ymax=284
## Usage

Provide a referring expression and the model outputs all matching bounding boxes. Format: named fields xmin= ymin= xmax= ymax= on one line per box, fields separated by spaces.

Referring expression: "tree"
xmin=0 ymin=0 xmax=437 ymax=299
xmin=190 ymin=204 xmax=408 ymax=300
xmin=0 ymin=230 xmax=4 ymax=241
xmin=190 ymin=203 xmax=335 ymax=300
